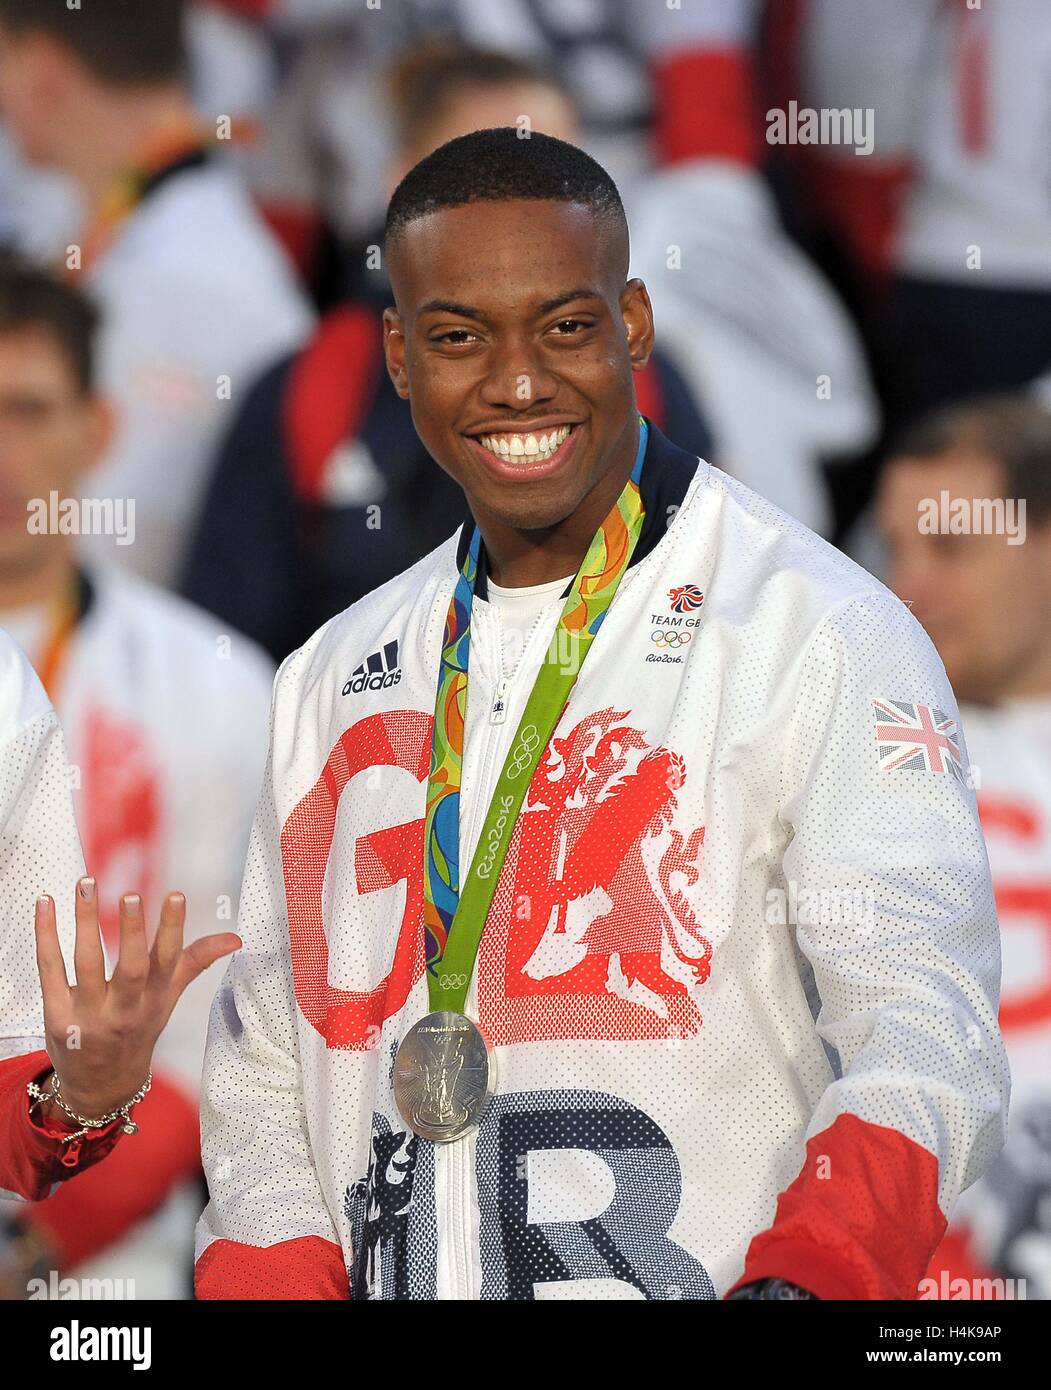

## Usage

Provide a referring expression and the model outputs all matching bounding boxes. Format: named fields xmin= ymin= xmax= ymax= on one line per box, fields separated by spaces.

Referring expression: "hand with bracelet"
xmin=30 ymin=875 xmax=241 ymax=1151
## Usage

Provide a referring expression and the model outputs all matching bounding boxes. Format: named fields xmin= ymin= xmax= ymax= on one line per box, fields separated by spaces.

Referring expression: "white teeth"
xmin=476 ymin=424 xmax=572 ymax=463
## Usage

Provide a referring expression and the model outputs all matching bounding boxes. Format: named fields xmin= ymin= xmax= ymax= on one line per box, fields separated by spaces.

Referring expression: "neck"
xmin=63 ymin=87 xmax=198 ymax=213
xmin=0 ymin=548 xmax=75 ymax=610
xmin=479 ymin=416 xmax=639 ymax=589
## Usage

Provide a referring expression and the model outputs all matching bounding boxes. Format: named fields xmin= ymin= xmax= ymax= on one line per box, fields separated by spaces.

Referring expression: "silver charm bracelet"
xmin=27 ymin=1068 xmax=153 ymax=1142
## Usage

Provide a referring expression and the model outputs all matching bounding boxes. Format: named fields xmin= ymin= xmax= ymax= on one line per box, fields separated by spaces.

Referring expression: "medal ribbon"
xmin=35 ymin=574 xmax=81 ymax=702
xmin=424 ymin=418 xmax=648 ymax=1014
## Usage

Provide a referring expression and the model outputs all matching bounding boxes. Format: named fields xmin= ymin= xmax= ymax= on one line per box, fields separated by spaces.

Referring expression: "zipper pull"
xmin=490 ymin=677 xmax=509 ymax=725
xmin=60 ymin=1135 xmax=84 ymax=1167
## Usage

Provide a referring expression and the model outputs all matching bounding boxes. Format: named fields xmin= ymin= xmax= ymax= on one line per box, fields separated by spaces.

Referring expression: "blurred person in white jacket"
xmin=0 ymin=630 xmax=242 ymax=1297
xmin=878 ymin=396 xmax=1051 ymax=1298
xmin=0 ymin=258 xmax=273 ymax=1297
xmin=0 ymin=0 xmax=313 ymax=588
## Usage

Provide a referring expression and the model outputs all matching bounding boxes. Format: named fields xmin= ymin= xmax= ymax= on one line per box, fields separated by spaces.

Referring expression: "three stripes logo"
xmin=343 ymin=638 xmax=402 ymax=696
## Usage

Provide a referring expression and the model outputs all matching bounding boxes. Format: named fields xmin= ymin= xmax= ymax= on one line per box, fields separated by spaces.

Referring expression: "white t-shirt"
xmin=482 ymin=573 xmax=574 ymax=679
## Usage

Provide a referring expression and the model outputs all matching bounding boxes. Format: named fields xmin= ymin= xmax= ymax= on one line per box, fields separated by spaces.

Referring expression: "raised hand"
xmin=33 ymin=876 xmax=240 ymax=1121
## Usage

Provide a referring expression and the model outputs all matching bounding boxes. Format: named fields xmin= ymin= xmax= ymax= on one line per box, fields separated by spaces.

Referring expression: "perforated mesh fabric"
xmin=0 ymin=632 xmax=82 ymax=1055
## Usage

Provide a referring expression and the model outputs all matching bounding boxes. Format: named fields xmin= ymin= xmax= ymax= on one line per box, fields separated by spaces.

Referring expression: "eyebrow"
xmin=535 ymin=288 xmax=604 ymax=316
xmin=416 ymin=287 xmax=604 ymax=323
xmin=417 ymin=298 xmax=484 ymax=320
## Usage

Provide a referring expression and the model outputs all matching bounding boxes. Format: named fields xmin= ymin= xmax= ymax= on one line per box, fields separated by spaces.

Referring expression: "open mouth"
xmin=471 ymin=423 xmax=575 ymax=465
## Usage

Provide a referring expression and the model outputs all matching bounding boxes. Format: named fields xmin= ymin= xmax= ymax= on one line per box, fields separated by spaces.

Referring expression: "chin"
xmin=488 ymin=495 xmax=576 ymax=533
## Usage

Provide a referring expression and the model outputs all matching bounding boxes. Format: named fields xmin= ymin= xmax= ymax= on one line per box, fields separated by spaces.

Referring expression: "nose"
xmin=477 ymin=331 xmax=558 ymax=412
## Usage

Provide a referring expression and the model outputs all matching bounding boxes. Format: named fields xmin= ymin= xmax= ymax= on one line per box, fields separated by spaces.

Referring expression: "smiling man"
xmin=195 ymin=129 xmax=1008 ymax=1302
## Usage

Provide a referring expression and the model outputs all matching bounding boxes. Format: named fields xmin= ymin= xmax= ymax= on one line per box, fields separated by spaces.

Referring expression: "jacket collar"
xmin=453 ymin=417 xmax=701 ymax=601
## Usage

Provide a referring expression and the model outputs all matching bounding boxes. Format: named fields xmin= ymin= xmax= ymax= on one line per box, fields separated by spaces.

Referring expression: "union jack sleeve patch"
xmin=873 ymin=699 xmax=964 ymax=781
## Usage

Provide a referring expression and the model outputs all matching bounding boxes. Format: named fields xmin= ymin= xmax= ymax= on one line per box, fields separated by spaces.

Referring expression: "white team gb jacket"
xmin=196 ymin=421 xmax=1008 ymax=1301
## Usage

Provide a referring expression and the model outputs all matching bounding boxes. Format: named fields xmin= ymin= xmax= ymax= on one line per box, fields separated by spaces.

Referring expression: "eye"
xmin=432 ymin=328 xmax=478 ymax=345
xmin=551 ymin=318 xmax=590 ymax=335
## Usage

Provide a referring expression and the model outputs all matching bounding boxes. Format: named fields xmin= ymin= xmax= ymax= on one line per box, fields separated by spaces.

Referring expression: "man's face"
xmin=383 ymin=198 xmax=653 ymax=534
xmin=876 ymin=451 xmax=1051 ymax=703
xmin=0 ymin=326 xmax=109 ymax=581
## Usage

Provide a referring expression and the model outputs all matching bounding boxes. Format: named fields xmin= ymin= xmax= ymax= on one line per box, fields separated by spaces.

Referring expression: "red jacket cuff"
xmin=195 ymin=1236 xmax=350 ymax=1300
xmin=0 ymin=1050 xmax=124 ymax=1200
xmin=22 ymin=1068 xmax=200 ymax=1269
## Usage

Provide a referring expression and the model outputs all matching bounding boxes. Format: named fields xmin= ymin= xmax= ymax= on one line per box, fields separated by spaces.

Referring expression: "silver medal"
xmin=393 ymin=1011 xmax=495 ymax=1143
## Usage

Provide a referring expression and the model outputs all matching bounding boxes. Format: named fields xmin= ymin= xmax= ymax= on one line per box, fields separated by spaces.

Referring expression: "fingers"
xmin=34 ymin=895 xmax=71 ymax=1014
xmin=109 ymin=892 xmax=150 ymax=1005
xmin=169 ymin=931 xmax=241 ymax=1001
xmin=149 ymin=891 xmax=187 ymax=981
xmin=72 ymin=877 xmax=106 ymax=1003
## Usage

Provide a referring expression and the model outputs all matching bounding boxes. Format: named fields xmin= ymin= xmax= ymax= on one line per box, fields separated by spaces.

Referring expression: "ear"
xmin=621 ymin=278 xmax=655 ymax=372
xmin=383 ymin=306 xmax=410 ymax=400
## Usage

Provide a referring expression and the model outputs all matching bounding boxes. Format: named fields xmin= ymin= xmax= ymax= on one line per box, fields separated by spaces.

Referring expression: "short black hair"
xmin=889 ymin=394 xmax=1051 ymax=524
xmin=384 ymin=127 xmax=626 ymax=252
xmin=0 ymin=0 xmax=186 ymax=86
xmin=0 ymin=256 xmax=99 ymax=394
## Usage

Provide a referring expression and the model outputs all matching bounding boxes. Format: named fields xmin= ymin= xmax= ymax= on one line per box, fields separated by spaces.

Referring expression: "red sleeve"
xmin=282 ymin=305 xmax=384 ymax=505
xmin=0 ymin=1051 xmax=125 ymax=1201
xmin=18 ymin=1068 xmax=201 ymax=1269
xmin=651 ymin=48 xmax=761 ymax=168
xmin=256 ymin=201 xmax=324 ymax=281
xmin=725 ymin=1113 xmax=947 ymax=1300
xmin=195 ymin=1235 xmax=350 ymax=1300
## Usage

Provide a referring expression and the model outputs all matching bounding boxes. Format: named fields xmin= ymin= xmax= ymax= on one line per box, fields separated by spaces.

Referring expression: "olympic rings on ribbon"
xmin=505 ymin=724 xmax=541 ymax=779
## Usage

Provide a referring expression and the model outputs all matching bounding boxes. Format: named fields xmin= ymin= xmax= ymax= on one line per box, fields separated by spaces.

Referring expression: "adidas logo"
xmin=343 ymin=638 xmax=402 ymax=695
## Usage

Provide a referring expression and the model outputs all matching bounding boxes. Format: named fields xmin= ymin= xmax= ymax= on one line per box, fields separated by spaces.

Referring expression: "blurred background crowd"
xmin=0 ymin=0 xmax=1048 ymax=1302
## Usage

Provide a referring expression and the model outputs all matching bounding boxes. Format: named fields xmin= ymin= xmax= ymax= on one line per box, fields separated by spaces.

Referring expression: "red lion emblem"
xmin=478 ymin=707 xmax=712 ymax=1044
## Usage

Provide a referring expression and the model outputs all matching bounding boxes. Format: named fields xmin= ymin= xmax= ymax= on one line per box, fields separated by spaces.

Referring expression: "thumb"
xmin=170 ymin=932 xmax=242 ymax=1000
